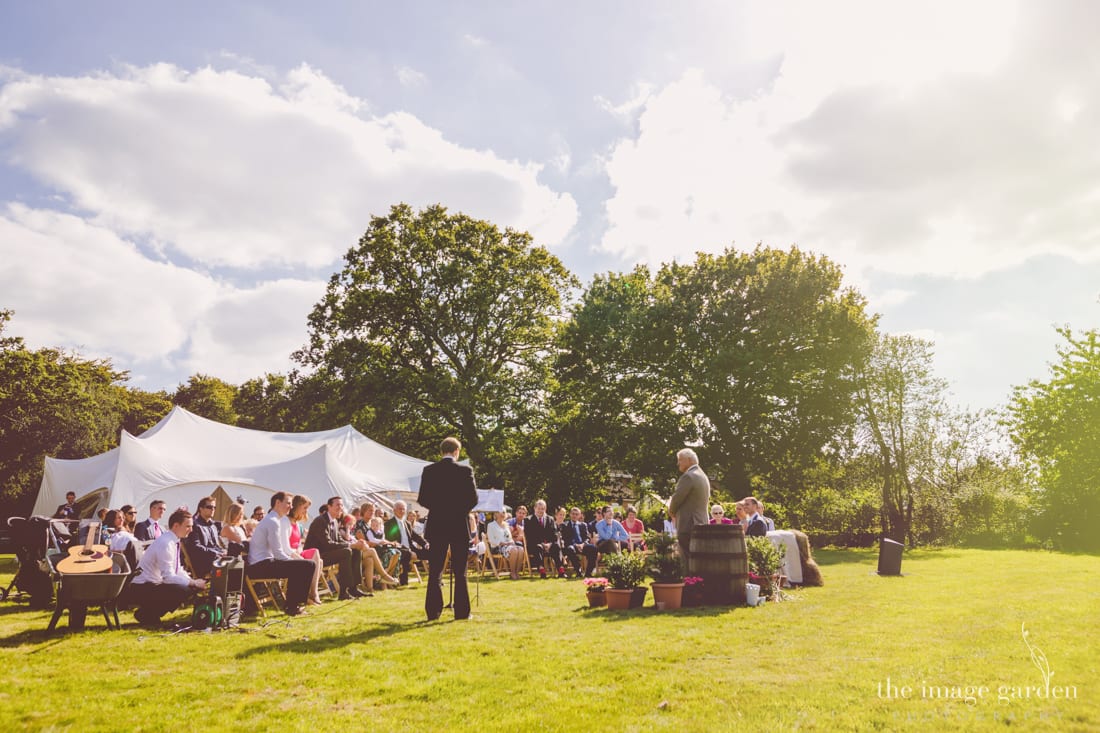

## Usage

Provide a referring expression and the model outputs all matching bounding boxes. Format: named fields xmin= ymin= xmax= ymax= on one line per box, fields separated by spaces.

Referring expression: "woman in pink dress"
xmin=289 ymin=495 xmax=323 ymax=606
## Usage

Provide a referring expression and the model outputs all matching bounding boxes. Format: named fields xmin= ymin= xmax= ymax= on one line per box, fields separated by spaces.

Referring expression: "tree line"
xmin=2 ymin=204 xmax=1096 ymax=550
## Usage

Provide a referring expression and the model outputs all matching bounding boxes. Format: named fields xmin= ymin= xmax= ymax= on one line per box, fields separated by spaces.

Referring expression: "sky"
xmin=2 ymin=1 xmax=1099 ymax=411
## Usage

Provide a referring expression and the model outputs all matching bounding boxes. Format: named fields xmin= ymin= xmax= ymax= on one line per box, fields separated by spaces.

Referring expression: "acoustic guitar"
xmin=56 ymin=522 xmax=114 ymax=574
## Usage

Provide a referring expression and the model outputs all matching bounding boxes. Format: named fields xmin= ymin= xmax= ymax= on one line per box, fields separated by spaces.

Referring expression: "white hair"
xmin=677 ymin=448 xmax=699 ymax=465
xmin=394 ymin=500 xmax=407 ymax=510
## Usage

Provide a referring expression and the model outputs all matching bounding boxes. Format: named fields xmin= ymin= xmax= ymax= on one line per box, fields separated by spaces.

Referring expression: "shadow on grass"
xmin=571 ymin=604 xmax=738 ymax=621
xmin=813 ymin=549 xmax=874 ymax=567
xmin=235 ymin=620 xmax=413 ymax=657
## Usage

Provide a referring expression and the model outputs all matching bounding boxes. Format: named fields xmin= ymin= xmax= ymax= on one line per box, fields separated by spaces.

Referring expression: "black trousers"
xmin=563 ymin=543 xmax=599 ymax=576
xmin=319 ymin=547 xmax=363 ymax=593
xmin=529 ymin=541 xmax=563 ymax=571
xmin=425 ymin=536 xmax=469 ymax=620
xmin=247 ymin=558 xmax=315 ymax=608
xmin=127 ymin=581 xmax=190 ymax=621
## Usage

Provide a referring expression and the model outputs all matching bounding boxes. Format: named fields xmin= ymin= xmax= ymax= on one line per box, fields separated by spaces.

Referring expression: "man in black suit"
xmin=417 ymin=437 xmax=478 ymax=621
xmin=304 ymin=497 xmax=367 ymax=599
xmin=561 ymin=506 xmax=599 ymax=577
xmin=526 ymin=499 xmax=563 ymax=577
xmin=54 ymin=491 xmax=78 ymax=521
xmin=135 ymin=500 xmax=167 ymax=541
xmin=185 ymin=496 xmax=226 ymax=578
xmin=384 ymin=500 xmax=429 ymax=586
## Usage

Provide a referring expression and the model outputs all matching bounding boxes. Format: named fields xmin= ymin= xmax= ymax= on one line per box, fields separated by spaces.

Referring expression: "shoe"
xmin=349 ymin=588 xmax=369 ymax=598
xmin=379 ymin=577 xmax=398 ymax=587
xmin=456 ymin=614 xmax=472 ymax=621
xmin=307 ymin=599 xmax=323 ymax=607
xmin=285 ymin=604 xmax=304 ymax=617
xmin=539 ymin=567 xmax=547 ymax=579
xmin=557 ymin=566 xmax=567 ymax=578
xmin=338 ymin=591 xmax=355 ymax=601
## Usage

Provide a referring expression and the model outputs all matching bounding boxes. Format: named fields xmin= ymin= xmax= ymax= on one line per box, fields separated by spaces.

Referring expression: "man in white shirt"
xmin=247 ymin=492 xmax=315 ymax=616
xmin=128 ymin=509 xmax=206 ymax=628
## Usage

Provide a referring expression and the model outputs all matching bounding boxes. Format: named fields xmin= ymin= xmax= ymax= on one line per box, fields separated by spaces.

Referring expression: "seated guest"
xmin=622 ymin=506 xmax=646 ymax=551
xmin=135 ymin=500 xmax=167 ymax=541
xmin=709 ymin=504 xmax=735 ymax=525
xmin=526 ymin=500 xmax=563 ymax=577
xmin=595 ymin=506 xmax=630 ymax=554
xmin=734 ymin=500 xmax=750 ymax=528
xmin=658 ymin=508 xmax=676 ymax=537
xmin=743 ymin=496 xmax=769 ymax=537
xmin=340 ymin=512 xmax=398 ymax=594
xmin=247 ymin=491 xmax=315 ymax=617
xmin=410 ymin=509 xmax=426 ymax=538
xmin=366 ymin=515 xmax=402 ymax=577
xmin=243 ymin=506 xmax=265 ymax=538
xmin=54 ymin=491 xmax=79 ymax=521
xmin=105 ymin=509 xmax=140 ymax=569
xmin=288 ymin=495 xmax=323 ymax=606
xmin=487 ymin=511 xmax=524 ymax=580
xmin=120 ymin=505 xmax=138 ymax=533
xmin=561 ymin=506 xmax=599 ymax=577
xmin=384 ymin=500 xmax=428 ymax=586
xmin=508 ymin=505 xmax=528 ymax=547
xmin=305 ymin=497 xmax=367 ymax=599
xmin=220 ymin=502 xmax=248 ymax=556
xmin=468 ymin=512 xmax=486 ymax=559
xmin=354 ymin=502 xmax=375 ymax=543
xmin=185 ymin=496 xmax=226 ymax=578
xmin=128 ymin=509 xmax=206 ymax=627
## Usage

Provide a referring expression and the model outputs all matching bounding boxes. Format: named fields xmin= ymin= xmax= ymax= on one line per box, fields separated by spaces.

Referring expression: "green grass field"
xmin=0 ymin=548 xmax=1096 ymax=732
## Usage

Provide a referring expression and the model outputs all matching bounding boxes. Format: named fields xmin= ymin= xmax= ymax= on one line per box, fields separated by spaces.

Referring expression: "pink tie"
xmin=153 ymin=522 xmax=161 ymax=539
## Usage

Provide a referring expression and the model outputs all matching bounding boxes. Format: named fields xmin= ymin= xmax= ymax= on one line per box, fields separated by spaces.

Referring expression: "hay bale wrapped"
xmin=791 ymin=529 xmax=824 ymax=587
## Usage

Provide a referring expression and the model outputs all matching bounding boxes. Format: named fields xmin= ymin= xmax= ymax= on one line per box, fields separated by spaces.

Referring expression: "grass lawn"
xmin=0 ymin=548 xmax=1096 ymax=731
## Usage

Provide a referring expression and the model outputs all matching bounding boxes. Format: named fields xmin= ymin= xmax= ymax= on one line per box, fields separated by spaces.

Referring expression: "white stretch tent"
xmin=32 ymin=406 xmax=432 ymax=518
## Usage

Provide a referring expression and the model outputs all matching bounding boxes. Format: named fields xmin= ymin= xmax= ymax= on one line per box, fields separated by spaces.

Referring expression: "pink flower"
xmin=683 ymin=576 xmax=704 ymax=587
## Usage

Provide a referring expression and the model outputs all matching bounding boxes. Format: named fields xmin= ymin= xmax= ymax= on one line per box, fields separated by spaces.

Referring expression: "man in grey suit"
xmin=667 ymin=448 xmax=711 ymax=565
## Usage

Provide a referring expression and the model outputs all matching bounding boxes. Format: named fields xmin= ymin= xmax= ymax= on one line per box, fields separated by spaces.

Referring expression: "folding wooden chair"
xmin=244 ymin=576 xmax=284 ymax=619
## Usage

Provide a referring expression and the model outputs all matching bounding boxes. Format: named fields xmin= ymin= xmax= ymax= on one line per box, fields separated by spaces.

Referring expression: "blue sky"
xmin=2 ymin=1 xmax=1099 ymax=411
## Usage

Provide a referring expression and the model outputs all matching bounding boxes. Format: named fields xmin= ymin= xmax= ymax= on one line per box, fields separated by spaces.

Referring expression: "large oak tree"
xmin=295 ymin=204 xmax=576 ymax=482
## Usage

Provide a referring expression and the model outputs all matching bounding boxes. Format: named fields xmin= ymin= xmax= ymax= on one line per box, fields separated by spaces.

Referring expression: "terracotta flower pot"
xmin=586 ymin=590 xmax=606 ymax=608
xmin=651 ymin=582 xmax=685 ymax=610
xmin=605 ymin=588 xmax=634 ymax=610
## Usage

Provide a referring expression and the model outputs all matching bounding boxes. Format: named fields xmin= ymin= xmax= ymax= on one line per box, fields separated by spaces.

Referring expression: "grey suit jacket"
xmin=668 ymin=464 xmax=711 ymax=540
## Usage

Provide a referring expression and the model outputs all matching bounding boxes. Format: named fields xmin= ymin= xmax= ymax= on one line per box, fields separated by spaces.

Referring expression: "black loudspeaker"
xmin=877 ymin=537 xmax=904 ymax=575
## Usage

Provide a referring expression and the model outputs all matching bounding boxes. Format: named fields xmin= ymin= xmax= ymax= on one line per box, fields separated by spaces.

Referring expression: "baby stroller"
xmin=1 ymin=516 xmax=57 ymax=608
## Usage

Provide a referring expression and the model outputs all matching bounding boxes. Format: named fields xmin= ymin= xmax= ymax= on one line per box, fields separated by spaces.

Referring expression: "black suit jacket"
xmin=185 ymin=515 xmax=225 ymax=576
xmin=134 ymin=518 xmax=161 ymax=541
xmin=746 ymin=517 xmax=768 ymax=538
xmin=416 ymin=457 xmax=478 ymax=544
xmin=384 ymin=516 xmax=428 ymax=551
xmin=525 ymin=513 xmax=559 ymax=547
xmin=304 ymin=513 xmax=349 ymax=554
xmin=561 ymin=519 xmax=592 ymax=547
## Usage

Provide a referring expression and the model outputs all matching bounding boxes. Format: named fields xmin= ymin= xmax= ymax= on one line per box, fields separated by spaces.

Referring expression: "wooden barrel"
xmin=688 ymin=524 xmax=748 ymax=605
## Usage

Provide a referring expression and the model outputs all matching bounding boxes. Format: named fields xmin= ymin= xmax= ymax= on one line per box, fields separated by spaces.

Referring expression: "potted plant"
xmin=583 ymin=576 xmax=608 ymax=607
xmin=601 ymin=551 xmax=647 ymax=610
xmin=746 ymin=536 xmax=785 ymax=601
xmin=645 ymin=530 xmax=685 ymax=610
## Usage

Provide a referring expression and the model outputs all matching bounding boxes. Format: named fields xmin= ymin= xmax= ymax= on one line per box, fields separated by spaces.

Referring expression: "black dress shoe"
xmin=338 ymin=591 xmax=355 ymax=601
xmin=349 ymin=588 xmax=369 ymax=598
xmin=285 ymin=604 xmax=303 ymax=617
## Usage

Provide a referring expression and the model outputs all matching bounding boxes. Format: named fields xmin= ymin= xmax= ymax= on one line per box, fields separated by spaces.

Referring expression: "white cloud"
xmin=0 ymin=63 xmax=577 ymax=270
xmin=0 ymin=203 xmax=324 ymax=385
xmin=599 ymin=2 xmax=1100 ymax=279
xmin=395 ymin=65 xmax=428 ymax=88
xmin=184 ymin=278 xmax=327 ymax=383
